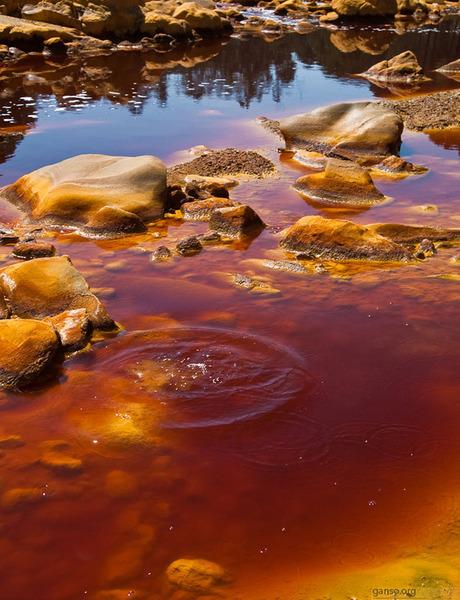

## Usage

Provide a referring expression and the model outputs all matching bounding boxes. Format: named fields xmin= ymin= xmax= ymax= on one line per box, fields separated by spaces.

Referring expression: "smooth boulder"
xmin=0 ymin=256 xmax=114 ymax=329
xmin=280 ymin=216 xmax=412 ymax=261
xmin=294 ymin=158 xmax=386 ymax=208
xmin=279 ymin=102 xmax=403 ymax=164
xmin=1 ymin=154 xmax=167 ymax=236
xmin=0 ymin=319 xmax=60 ymax=389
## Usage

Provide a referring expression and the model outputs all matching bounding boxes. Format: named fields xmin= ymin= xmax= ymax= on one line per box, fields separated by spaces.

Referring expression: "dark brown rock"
xmin=12 ymin=240 xmax=56 ymax=259
xmin=176 ymin=236 xmax=203 ymax=256
xmin=209 ymin=205 xmax=265 ymax=238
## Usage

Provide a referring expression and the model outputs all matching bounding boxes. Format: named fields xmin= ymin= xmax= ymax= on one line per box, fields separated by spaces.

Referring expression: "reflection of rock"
xmin=369 ymin=223 xmax=460 ymax=244
xmin=294 ymin=158 xmax=386 ymax=209
xmin=331 ymin=0 xmax=398 ymax=16
xmin=329 ymin=30 xmax=392 ymax=55
xmin=2 ymin=154 xmax=167 ymax=236
xmin=359 ymin=50 xmax=428 ymax=83
xmin=0 ymin=256 xmax=114 ymax=329
xmin=0 ymin=318 xmax=59 ymax=389
xmin=278 ymin=101 xmax=403 ymax=164
xmin=280 ymin=215 xmax=412 ymax=261
xmin=436 ymin=57 xmax=460 ymax=82
xmin=370 ymin=155 xmax=428 ymax=178
xmin=166 ymin=558 xmax=231 ymax=594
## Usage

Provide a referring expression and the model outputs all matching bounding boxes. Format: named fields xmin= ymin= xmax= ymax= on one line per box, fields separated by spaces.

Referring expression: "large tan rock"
xmin=0 ymin=256 xmax=114 ymax=329
xmin=21 ymin=2 xmax=80 ymax=29
xmin=142 ymin=11 xmax=190 ymax=36
xmin=0 ymin=318 xmax=59 ymax=389
xmin=331 ymin=0 xmax=398 ymax=16
xmin=80 ymin=0 xmax=144 ymax=38
xmin=0 ymin=14 xmax=81 ymax=43
xmin=172 ymin=2 xmax=230 ymax=32
xmin=359 ymin=51 xmax=428 ymax=84
xmin=166 ymin=558 xmax=231 ymax=594
xmin=294 ymin=158 xmax=386 ymax=208
xmin=1 ymin=154 xmax=167 ymax=236
xmin=280 ymin=216 xmax=412 ymax=261
xmin=279 ymin=101 xmax=403 ymax=164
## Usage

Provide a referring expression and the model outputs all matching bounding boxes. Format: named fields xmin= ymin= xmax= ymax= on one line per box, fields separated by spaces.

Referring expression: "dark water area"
xmin=0 ymin=13 xmax=459 ymax=600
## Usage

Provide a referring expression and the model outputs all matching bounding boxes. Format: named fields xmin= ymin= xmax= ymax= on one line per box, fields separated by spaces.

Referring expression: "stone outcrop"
xmin=172 ymin=2 xmax=231 ymax=32
xmin=166 ymin=558 xmax=231 ymax=594
xmin=368 ymin=223 xmax=460 ymax=244
xmin=0 ymin=13 xmax=81 ymax=44
xmin=278 ymin=102 xmax=403 ymax=164
xmin=294 ymin=158 xmax=386 ymax=209
xmin=280 ymin=216 xmax=412 ymax=261
xmin=1 ymin=154 xmax=167 ymax=236
xmin=0 ymin=318 xmax=60 ymax=389
xmin=182 ymin=197 xmax=237 ymax=221
xmin=331 ymin=0 xmax=398 ymax=16
xmin=359 ymin=51 xmax=428 ymax=84
xmin=209 ymin=205 xmax=265 ymax=238
xmin=0 ymin=256 xmax=114 ymax=329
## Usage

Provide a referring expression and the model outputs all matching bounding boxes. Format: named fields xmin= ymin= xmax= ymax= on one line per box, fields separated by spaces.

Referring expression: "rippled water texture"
xmin=0 ymin=14 xmax=460 ymax=600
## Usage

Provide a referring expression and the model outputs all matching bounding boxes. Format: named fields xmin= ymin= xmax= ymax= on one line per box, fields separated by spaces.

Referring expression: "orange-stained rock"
xmin=294 ymin=158 xmax=386 ymax=208
xmin=1 ymin=154 xmax=167 ymax=236
xmin=368 ymin=223 xmax=460 ymax=244
xmin=359 ymin=51 xmax=428 ymax=83
xmin=166 ymin=558 xmax=231 ymax=593
xmin=1 ymin=487 xmax=44 ymax=509
xmin=280 ymin=215 xmax=412 ymax=261
xmin=45 ymin=308 xmax=93 ymax=351
xmin=278 ymin=101 xmax=403 ymax=164
xmin=12 ymin=240 xmax=56 ymax=259
xmin=331 ymin=0 xmax=397 ymax=16
xmin=39 ymin=440 xmax=83 ymax=473
xmin=209 ymin=205 xmax=265 ymax=238
xmin=172 ymin=2 xmax=231 ymax=32
xmin=182 ymin=197 xmax=238 ymax=221
xmin=0 ymin=318 xmax=59 ymax=389
xmin=0 ymin=256 xmax=114 ymax=329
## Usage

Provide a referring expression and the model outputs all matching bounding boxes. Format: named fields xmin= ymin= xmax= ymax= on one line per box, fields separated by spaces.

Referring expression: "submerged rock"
xmin=176 ymin=236 xmax=203 ymax=256
xmin=294 ymin=158 xmax=386 ymax=208
xmin=369 ymin=223 xmax=460 ymax=244
xmin=12 ymin=240 xmax=56 ymax=259
xmin=209 ymin=205 xmax=265 ymax=238
xmin=166 ymin=558 xmax=231 ymax=593
xmin=359 ymin=51 xmax=428 ymax=84
xmin=0 ymin=318 xmax=59 ymax=389
xmin=278 ymin=101 xmax=403 ymax=164
xmin=0 ymin=256 xmax=114 ymax=329
xmin=1 ymin=487 xmax=44 ymax=509
xmin=280 ymin=216 xmax=412 ymax=261
xmin=1 ymin=154 xmax=167 ymax=236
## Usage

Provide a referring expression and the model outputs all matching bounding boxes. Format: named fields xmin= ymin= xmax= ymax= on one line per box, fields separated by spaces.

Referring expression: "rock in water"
xmin=0 ymin=256 xmax=114 ymax=329
xmin=0 ymin=319 xmax=59 ymax=389
xmin=331 ymin=0 xmax=398 ymax=16
xmin=1 ymin=154 xmax=167 ymax=236
xmin=280 ymin=216 xmax=412 ymax=261
xmin=368 ymin=223 xmax=460 ymax=244
xmin=294 ymin=158 xmax=386 ymax=208
xmin=437 ymin=58 xmax=460 ymax=82
xmin=278 ymin=102 xmax=403 ymax=164
xmin=359 ymin=51 xmax=428 ymax=84
xmin=166 ymin=558 xmax=231 ymax=593
xmin=209 ymin=205 xmax=265 ymax=238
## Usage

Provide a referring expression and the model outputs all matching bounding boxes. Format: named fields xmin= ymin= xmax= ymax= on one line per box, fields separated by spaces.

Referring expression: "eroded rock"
xmin=369 ymin=223 xmax=460 ymax=244
xmin=331 ymin=0 xmax=398 ymax=16
xmin=12 ymin=240 xmax=56 ymax=259
xmin=1 ymin=154 xmax=167 ymax=236
xmin=278 ymin=101 xmax=403 ymax=164
xmin=294 ymin=158 xmax=386 ymax=208
xmin=45 ymin=308 xmax=92 ymax=351
xmin=0 ymin=318 xmax=59 ymax=389
xmin=0 ymin=256 xmax=114 ymax=329
xmin=182 ymin=197 xmax=238 ymax=221
xmin=209 ymin=205 xmax=265 ymax=238
xmin=176 ymin=236 xmax=203 ymax=256
xmin=359 ymin=51 xmax=428 ymax=84
xmin=166 ymin=558 xmax=231 ymax=594
xmin=280 ymin=216 xmax=412 ymax=261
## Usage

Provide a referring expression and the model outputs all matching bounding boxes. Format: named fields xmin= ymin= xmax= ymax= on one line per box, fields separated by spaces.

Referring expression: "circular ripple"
xmin=96 ymin=327 xmax=311 ymax=430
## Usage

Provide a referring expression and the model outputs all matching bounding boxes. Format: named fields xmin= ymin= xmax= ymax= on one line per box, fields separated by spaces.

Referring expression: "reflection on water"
xmin=0 ymin=11 xmax=459 ymax=600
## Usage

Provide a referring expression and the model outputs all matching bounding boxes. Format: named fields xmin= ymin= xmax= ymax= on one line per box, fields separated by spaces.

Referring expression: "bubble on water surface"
xmin=95 ymin=327 xmax=311 ymax=430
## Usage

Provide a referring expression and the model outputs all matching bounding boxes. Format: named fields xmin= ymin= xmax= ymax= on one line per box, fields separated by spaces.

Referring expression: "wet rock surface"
xmin=294 ymin=157 xmax=386 ymax=208
xmin=209 ymin=204 xmax=266 ymax=238
xmin=166 ymin=558 xmax=231 ymax=593
xmin=369 ymin=223 xmax=460 ymax=244
xmin=0 ymin=318 xmax=60 ymax=389
xmin=0 ymin=256 xmax=114 ymax=329
xmin=280 ymin=215 xmax=412 ymax=261
xmin=1 ymin=154 xmax=167 ymax=236
xmin=276 ymin=101 xmax=403 ymax=164
xmin=181 ymin=196 xmax=238 ymax=220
